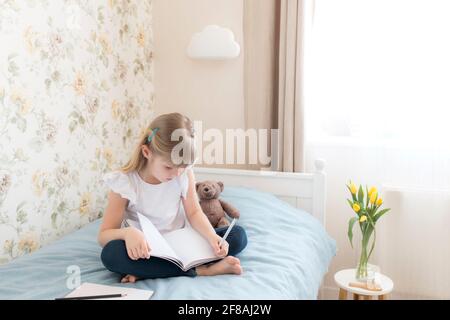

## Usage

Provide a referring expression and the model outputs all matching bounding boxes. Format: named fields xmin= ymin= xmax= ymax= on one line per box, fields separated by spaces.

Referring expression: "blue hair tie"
xmin=147 ymin=127 xmax=160 ymax=143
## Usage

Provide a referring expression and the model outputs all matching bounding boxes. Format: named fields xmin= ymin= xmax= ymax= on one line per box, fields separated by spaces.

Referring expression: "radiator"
xmin=373 ymin=185 xmax=450 ymax=299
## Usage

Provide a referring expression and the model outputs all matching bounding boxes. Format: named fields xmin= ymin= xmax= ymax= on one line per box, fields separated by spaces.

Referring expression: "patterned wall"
xmin=0 ymin=0 xmax=154 ymax=264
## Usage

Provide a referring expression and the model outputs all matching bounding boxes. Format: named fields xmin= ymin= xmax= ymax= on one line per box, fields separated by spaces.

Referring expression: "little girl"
xmin=98 ymin=112 xmax=247 ymax=283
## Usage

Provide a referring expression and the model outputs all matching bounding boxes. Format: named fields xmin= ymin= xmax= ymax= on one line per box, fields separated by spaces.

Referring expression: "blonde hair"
xmin=120 ymin=113 xmax=196 ymax=173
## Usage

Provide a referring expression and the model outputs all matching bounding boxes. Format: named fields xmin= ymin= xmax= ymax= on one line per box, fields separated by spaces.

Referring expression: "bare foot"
xmin=196 ymin=256 xmax=243 ymax=276
xmin=121 ymin=274 xmax=139 ymax=283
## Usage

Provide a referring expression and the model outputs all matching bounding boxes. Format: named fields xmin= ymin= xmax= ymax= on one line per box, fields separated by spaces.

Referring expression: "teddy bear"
xmin=195 ymin=180 xmax=240 ymax=228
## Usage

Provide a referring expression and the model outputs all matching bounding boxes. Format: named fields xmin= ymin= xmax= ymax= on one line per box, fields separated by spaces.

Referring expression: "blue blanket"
xmin=0 ymin=187 xmax=336 ymax=299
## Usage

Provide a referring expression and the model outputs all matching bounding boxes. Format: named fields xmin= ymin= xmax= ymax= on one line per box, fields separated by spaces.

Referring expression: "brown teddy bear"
xmin=195 ymin=180 xmax=240 ymax=228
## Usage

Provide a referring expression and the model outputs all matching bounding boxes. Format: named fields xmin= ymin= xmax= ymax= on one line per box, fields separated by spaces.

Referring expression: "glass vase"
xmin=355 ymin=243 xmax=369 ymax=281
xmin=355 ymin=229 xmax=375 ymax=282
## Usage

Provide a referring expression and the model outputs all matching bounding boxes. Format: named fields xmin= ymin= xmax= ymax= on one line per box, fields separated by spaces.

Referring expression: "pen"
xmin=219 ymin=218 xmax=237 ymax=247
xmin=55 ymin=293 xmax=127 ymax=300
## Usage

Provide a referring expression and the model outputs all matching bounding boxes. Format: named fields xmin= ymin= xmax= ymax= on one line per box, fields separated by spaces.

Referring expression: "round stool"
xmin=334 ymin=268 xmax=394 ymax=300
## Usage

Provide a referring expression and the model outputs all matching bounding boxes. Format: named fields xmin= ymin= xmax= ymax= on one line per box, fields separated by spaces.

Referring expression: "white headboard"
xmin=193 ymin=159 xmax=327 ymax=226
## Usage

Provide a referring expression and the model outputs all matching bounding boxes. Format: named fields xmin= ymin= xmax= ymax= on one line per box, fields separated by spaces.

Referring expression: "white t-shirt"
xmin=102 ymin=168 xmax=191 ymax=234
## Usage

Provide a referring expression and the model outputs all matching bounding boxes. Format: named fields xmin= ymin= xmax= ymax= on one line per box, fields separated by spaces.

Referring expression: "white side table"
xmin=334 ymin=269 xmax=394 ymax=300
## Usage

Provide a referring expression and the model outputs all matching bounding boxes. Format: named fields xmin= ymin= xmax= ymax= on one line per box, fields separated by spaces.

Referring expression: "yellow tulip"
xmin=368 ymin=187 xmax=377 ymax=197
xmin=349 ymin=182 xmax=357 ymax=195
xmin=359 ymin=215 xmax=367 ymax=222
xmin=352 ymin=203 xmax=360 ymax=213
xmin=376 ymin=197 xmax=383 ymax=206
xmin=370 ymin=191 xmax=377 ymax=204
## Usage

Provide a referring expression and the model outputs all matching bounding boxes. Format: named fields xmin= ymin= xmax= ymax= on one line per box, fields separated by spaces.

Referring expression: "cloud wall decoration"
xmin=187 ymin=25 xmax=240 ymax=60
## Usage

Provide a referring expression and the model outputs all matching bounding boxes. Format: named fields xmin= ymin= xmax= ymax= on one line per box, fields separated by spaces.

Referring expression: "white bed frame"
xmin=193 ymin=159 xmax=327 ymax=226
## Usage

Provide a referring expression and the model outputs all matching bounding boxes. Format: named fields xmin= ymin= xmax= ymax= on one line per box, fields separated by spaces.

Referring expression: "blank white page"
xmin=163 ymin=227 xmax=218 ymax=268
xmin=137 ymin=212 xmax=178 ymax=259
xmin=64 ymin=282 xmax=154 ymax=300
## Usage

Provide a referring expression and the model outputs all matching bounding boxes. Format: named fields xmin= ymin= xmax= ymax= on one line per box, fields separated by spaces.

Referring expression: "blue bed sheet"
xmin=0 ymin=186 xmax=336 ymax=299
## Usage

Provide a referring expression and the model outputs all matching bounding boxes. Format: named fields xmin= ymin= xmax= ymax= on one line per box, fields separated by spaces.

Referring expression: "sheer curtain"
xmin=306 ymin=0 xmax=450 ymax=144
xmin=305 ymin=0 xmax=450 ymax=299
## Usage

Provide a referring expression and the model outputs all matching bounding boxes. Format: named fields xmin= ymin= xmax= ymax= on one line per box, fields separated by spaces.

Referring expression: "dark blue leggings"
xmin=101 ymin=225 xmax=247 ymax=279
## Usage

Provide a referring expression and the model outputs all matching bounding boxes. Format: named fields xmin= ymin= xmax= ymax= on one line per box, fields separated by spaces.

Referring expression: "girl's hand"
xmin=124 ymin=227 xmax=151 ymax=260
xmin=209 ymin=234 xmax=229 ymax=258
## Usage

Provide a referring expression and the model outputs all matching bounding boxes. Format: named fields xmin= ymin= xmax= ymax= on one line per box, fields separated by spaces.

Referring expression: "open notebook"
xmin=128 ymin=212 xmax=220 ymax=271
xmin=62 ymin=282 xmax=154 ymax=300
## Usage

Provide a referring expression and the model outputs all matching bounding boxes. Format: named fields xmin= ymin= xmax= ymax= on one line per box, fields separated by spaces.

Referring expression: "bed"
xmin=0 ymin=160 xmax=336 ymax=299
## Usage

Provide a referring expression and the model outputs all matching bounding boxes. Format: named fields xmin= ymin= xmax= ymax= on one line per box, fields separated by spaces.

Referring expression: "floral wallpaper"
xmin=0 ymin=0 xmax=154 ymax=264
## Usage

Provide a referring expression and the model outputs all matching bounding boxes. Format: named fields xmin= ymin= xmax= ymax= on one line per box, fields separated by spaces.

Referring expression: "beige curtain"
xmin=244 ymin=0 xmax=312 ymax=172
xmin=277 ymin=0 xmax=307 ymax=172
xmin=243 ymin=0 xmax=278 ymax=171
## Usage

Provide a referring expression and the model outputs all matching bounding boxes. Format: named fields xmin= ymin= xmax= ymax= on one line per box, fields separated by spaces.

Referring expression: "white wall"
xmin=153 ymin=0 xmax=245 ymax=135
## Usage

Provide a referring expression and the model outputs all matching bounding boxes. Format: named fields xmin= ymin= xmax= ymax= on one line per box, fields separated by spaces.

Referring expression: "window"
xmin=305 ymin=0 xmax=450 ymax=145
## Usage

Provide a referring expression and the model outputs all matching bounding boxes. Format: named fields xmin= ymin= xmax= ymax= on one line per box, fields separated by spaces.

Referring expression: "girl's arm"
xmin=182 ymin=169 xmax=228 ymax=257
xmin=97 ymin=191 xmax=150 ymax=260
xmin=97 ymin=191 xmax=128 ymax=247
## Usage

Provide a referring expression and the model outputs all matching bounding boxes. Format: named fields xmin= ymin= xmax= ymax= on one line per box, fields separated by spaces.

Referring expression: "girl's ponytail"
xmin=120 ymin=113 xmax=196 ymax=173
